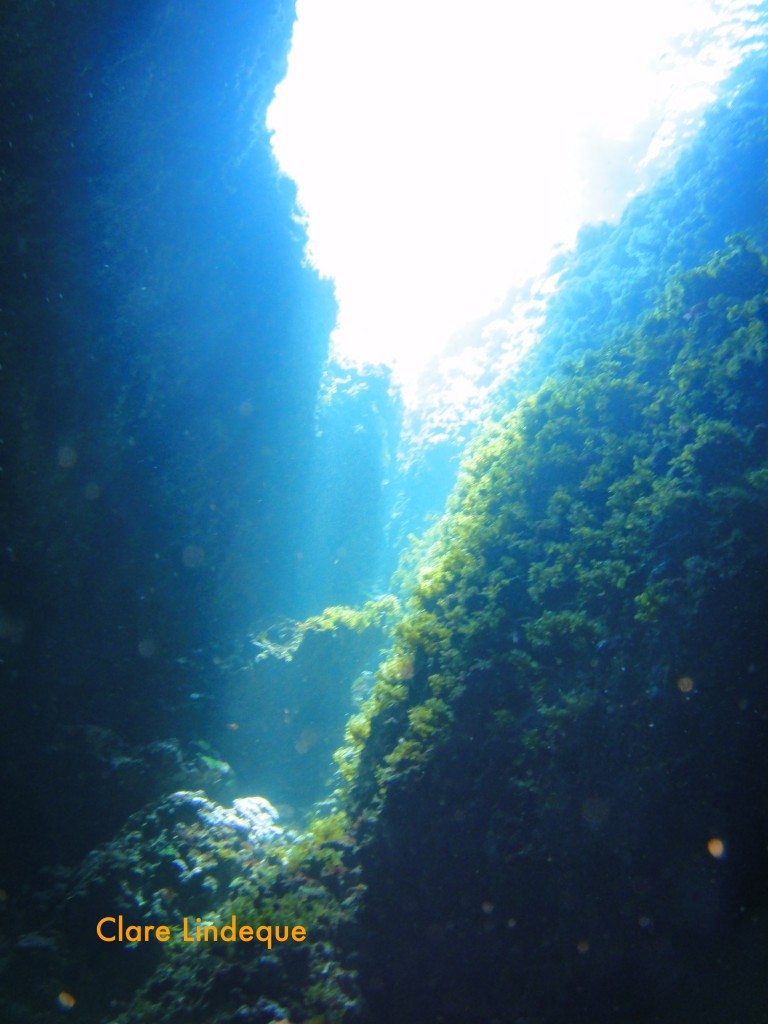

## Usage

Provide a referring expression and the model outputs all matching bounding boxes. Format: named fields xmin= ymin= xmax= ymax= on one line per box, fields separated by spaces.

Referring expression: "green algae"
xmin=114 ymin=237 xmax=768 ymax=1024
xmin=325 ymin=239 xmax=768 ymax=814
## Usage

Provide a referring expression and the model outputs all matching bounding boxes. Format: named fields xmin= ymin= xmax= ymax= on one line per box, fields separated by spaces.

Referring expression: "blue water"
xmin=1 ymin=3 xmax=768 ymax=1022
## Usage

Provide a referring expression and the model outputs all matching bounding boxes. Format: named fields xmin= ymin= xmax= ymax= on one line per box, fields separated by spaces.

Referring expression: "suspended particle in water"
xmin=294 ymin=728 xmax=320 ymax=754
xmin=137 ymin=638 xmax=156 ymax=658
xmin=57 ymin=991 xmax=76 ymax=1010
xmin=707 ymin=837 xmax=726 ymax=859
xmin=581 ymin=795 xmax=610 ymax=827
xmin=57 ymin=446 xmax=78 ymax=469
xmin=182 ymin=544 xmax=206 ymax=568
xmin=0 ymin=613 xmax=26 ymax=645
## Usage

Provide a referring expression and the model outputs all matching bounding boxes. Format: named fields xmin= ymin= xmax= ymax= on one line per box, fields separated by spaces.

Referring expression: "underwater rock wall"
xmin=0 ymin=0 xmax=335 ymax=879
xmin=345 ymin=242 xmax=768 ymax=1022
xmin=16 ymin=238 xmax=763 ymax=1024
xmin=514 ymin=57 xmax=768 ymax=398
xmin=2 ymin=14 xmax=768 ymax=1024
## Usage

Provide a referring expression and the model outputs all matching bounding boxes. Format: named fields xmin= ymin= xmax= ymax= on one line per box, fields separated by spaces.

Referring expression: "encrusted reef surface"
xmin=336 ymin=241 xmax=768 ymax=1023
xmin=2 ymin=791 xmax=361 ymax=1023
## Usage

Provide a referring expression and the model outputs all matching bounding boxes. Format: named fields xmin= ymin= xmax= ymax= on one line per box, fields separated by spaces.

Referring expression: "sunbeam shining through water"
xmin=268 ymin=0 xmax=766 ymax=402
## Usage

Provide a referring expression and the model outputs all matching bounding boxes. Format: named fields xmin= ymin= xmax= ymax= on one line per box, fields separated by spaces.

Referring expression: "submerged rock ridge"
xmin=3 ymin=792 xmax=361 ymax=1023
xmin=333 ymin=240 xmax=768 ymax=1023
xmin=0 ymin=0 xmax=337 ymax=880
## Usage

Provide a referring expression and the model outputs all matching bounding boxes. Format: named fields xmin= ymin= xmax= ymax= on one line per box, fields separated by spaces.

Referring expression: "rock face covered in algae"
xmin=343 ymin=241 xmax=768 ymax=798
xmin=334 ymin=240 xmax=768 ymax=1022
xmin=5 ymin=249 xmax=766 ymax=1024
xmin=3 ymin=37 xmax=768 ymax=1020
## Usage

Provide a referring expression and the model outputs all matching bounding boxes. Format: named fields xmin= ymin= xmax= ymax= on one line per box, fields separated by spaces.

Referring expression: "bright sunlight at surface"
xmin=268 ymin=0 xmax=765 ymax=399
